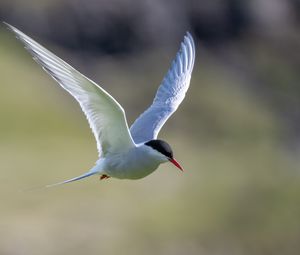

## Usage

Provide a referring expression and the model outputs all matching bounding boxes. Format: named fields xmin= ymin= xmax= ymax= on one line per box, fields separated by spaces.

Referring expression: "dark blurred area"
xmin=1 ymin=0 xmax=298 ymax=52
xmin=1 ymin=1 xmax=300 ymax=255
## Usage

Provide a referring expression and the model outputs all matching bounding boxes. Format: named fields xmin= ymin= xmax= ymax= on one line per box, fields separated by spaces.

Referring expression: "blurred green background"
xmin=1 ymin=0 xmax=300 ymax=254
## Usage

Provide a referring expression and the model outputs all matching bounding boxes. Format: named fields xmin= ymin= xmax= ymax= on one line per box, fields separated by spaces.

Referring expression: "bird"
xmin=4 ymin=22 xmax=195 ymax=187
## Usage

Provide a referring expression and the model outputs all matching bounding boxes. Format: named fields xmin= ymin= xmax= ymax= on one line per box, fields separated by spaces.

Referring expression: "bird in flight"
xmin=5 ymin=23 xmax=195 ymax=187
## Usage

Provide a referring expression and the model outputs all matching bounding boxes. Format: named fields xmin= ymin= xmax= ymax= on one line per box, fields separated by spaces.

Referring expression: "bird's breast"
xmin=102 ymin=148 xmax=161 ymax=179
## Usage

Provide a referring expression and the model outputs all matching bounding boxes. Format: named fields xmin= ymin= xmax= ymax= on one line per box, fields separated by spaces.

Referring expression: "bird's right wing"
xmin=130 ymin=33 xmax=195 ymax=143
xmin=6 ymin=23 xmax=135 ymax=156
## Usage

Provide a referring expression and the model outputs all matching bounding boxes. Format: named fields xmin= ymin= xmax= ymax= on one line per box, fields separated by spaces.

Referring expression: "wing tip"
xmin=3 ymin=22 xmax=28 ymax=45
xmin=3 ymin=21 xmax=18 ymax=33
xmin=184 ymin=31 xmax=195 ymax=49
xmin=2 ymin=21 xmax=10 ymax=27
xmin=186 ymin=31 xmax=192 ymax=39
xmin=179 ymin=31 xmax=196 ymax=71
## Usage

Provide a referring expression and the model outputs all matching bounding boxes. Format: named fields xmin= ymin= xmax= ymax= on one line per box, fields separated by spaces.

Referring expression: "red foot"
xmin=100 ymin=174 xmax=110 ymax=180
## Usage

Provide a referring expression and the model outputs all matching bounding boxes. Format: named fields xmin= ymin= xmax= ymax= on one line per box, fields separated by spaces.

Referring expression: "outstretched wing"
xmin=5 ymin=23 xmax=135 ymax=156
xmin=130 ymin=32 xmax=195 ymax=144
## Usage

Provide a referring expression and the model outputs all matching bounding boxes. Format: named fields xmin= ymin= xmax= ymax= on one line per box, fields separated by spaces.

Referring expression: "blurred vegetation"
xmin=1 ymin=1 xmax=300 ymax=255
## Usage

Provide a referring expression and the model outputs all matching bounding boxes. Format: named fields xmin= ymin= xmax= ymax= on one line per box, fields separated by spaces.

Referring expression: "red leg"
xmin=100 ymin=174 xmax=110 ymax=180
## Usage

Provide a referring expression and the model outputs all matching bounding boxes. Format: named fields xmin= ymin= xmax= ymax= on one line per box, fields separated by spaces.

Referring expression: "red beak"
xmin=169 ymin=158 xmax=184 ymax=171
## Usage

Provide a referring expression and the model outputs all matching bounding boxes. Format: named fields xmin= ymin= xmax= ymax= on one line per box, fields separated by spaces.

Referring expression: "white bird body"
xmin=96 ymin=144 xmax=167 ymax=180
xmin=4 ymin=22 xmax=195 ymax=186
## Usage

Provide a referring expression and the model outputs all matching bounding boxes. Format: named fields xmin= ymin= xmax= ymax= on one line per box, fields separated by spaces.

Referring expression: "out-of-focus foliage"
xmin=0 ymin=1 xmax=300 ymax=255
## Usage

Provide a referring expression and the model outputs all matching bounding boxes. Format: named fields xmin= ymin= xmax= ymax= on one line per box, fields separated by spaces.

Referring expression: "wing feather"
xmin=130 ymin=32 xmax=195 ymax=143
xmin=5 ymin=23 xmax=135 ymax=156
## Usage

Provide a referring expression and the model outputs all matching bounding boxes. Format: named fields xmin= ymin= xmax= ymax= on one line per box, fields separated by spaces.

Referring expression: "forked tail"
xmin=46 ymin=167 xmax=100 ymax=188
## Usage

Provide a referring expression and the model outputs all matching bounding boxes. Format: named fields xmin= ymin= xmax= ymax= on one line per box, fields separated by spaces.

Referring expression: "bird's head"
xmin=144 ymin=139 xmax=183 ymax=171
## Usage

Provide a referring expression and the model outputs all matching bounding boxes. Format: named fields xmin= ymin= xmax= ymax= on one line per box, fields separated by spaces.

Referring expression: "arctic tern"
xmin=5 ymin=23 xmax=195 ymax=186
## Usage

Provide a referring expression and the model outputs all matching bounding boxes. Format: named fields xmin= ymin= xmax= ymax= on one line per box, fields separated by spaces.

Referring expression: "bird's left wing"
xmin=130 ymin=32 xmax=195 ymax=143
xmin=5 ymin=23 xmax=135 ymax=156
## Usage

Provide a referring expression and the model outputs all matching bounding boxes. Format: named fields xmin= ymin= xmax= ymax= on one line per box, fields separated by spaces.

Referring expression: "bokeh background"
xmin=1 ymin=0 xmax=300 ymax=254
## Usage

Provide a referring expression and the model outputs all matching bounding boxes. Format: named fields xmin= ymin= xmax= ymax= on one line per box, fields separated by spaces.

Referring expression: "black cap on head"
xmin=145 ymin=139 xmax=173 ymax=159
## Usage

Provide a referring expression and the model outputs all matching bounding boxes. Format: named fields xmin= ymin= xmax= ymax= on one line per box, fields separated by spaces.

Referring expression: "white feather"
xmin=5 ymin=22 xmax=135 ymax=157
xmin=130 ymin=32 xmax=195 ymax=143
